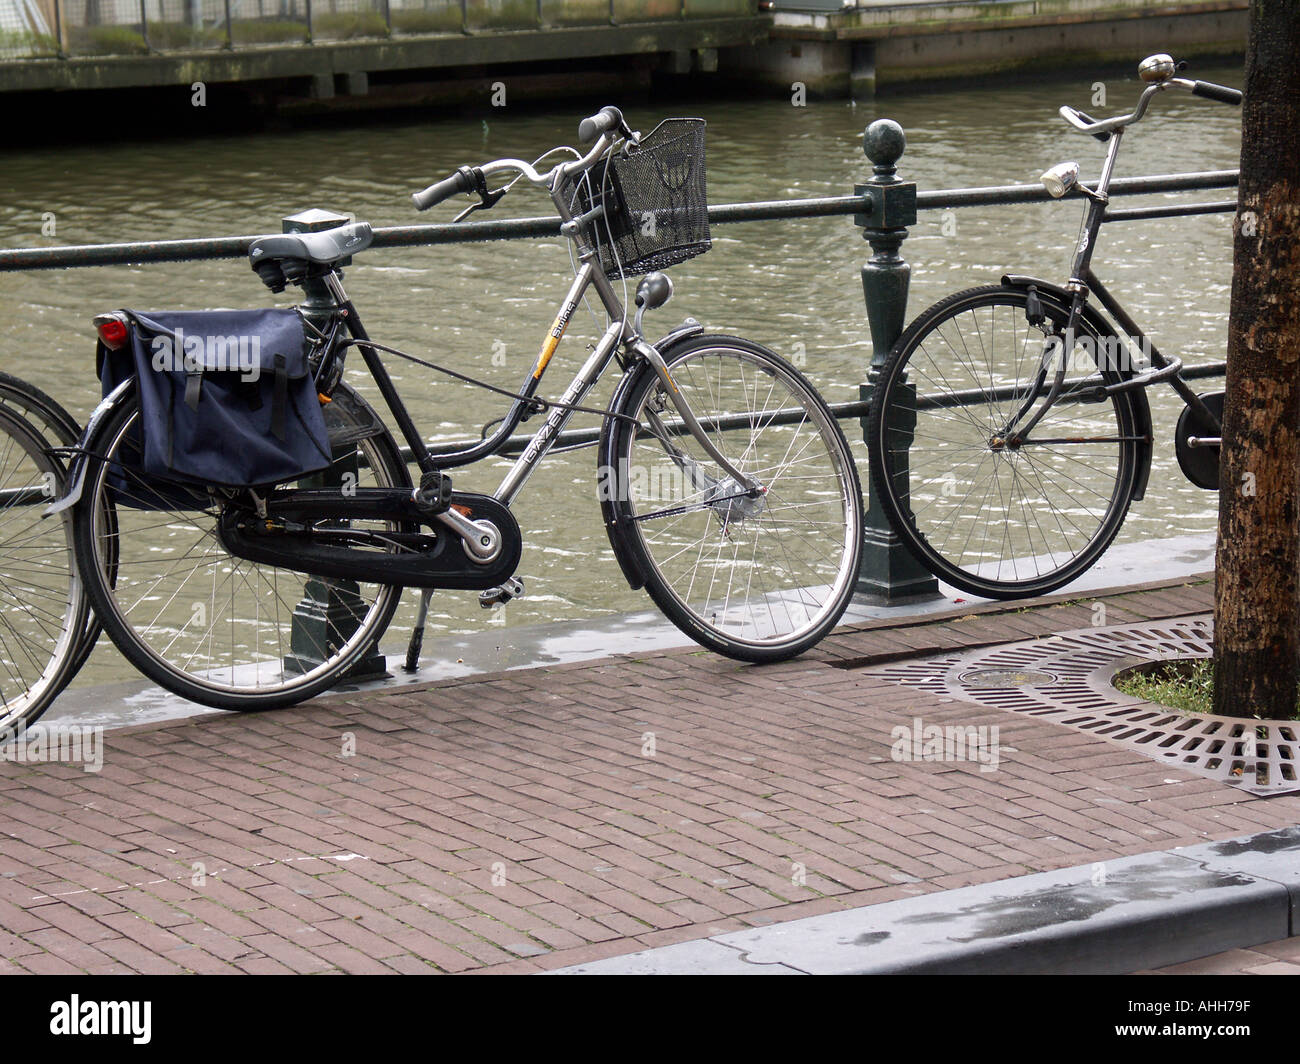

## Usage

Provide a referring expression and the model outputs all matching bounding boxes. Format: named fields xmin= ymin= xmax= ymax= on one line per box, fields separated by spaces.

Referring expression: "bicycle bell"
xmin=1138 ymin=54 xmax=1176 ymax=83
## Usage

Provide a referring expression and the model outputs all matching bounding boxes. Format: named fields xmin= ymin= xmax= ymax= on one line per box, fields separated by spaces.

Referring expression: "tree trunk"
xmin=1213 ymin=0 xmax=1300 ymax=719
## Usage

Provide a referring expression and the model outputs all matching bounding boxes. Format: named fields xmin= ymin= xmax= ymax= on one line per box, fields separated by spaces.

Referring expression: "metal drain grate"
xmin=871 ymin=617 xmax=1300 ymax=796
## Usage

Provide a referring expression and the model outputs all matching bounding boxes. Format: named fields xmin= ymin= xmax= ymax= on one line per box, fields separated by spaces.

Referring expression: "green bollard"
xmin=280 ymin=208 xmax=390 ymax=680
xmin=855 ymin=120 xmax=941 ymax=602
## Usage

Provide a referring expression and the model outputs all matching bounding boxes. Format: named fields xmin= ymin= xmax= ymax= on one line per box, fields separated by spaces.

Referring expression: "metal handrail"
xmin=0 ymin=169 xmax=1237 ymax=272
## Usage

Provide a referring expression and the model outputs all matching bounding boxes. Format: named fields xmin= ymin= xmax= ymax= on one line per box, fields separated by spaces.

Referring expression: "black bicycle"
xmin=57 ymin=108 xmax=864 ymax=710
xmin=866 ymin=55 xmax=1241 ymax=599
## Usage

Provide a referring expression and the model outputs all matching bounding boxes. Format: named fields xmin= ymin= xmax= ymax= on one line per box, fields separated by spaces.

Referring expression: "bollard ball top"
xmin=863 ymin=120 xmax=906 ymax=167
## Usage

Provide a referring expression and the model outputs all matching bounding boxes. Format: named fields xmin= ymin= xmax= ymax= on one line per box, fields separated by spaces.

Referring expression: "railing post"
xmin=280 ymin=208 xmax=390 ymax=681
xmin=53 ymin=0 xmax=67 ymax=57
xmin=855 ymin=119 xmax=941 ymax=602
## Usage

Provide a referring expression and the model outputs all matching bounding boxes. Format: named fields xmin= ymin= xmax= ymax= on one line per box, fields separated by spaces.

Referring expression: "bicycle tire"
xmin=72 ymin=386 xmax=411 ymax=711
xmin=0 ymin=371 xmax=103 ymax=678
xmin=0 ymin=371 xmax=82 ymax=445
xmin=866 ymin=284 xmax=1144 ymax=599
xmin=0 ymin=403 xmax=89 ymax=733
xmin=606 ymin=334 xmax=863 ymax=662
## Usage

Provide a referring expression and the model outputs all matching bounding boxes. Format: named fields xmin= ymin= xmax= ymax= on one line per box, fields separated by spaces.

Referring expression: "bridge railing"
xmin=0 ymin=0 xmax=752 ymax=60
xmin=0 ymin=120 xmax=1238 ymax=600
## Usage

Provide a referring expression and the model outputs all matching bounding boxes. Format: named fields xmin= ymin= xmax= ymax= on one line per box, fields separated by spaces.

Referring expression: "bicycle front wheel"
xmin=609 ymin=335 xmax=863 ymax=662
xmin=866 ymin=285 xmax=1144 ymax=599
xmin=0 ymin=404 xmax=88 ymax=732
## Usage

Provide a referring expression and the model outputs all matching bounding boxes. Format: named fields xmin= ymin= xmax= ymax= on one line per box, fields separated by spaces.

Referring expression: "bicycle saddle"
xmin=248 ymin=221 xmax=373 ymax=267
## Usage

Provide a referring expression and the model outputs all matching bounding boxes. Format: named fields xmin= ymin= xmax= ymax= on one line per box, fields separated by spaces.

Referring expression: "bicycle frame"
xmin=313 ymin=160 xmax=756 ymax=524
xmin=1013 ymin=119 xmax=1225 ymax=441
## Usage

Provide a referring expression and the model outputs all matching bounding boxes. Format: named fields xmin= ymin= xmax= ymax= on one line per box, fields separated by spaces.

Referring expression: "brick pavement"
xmin=1139 ymin=936 xmax=1300 ymax=975
xmin=3 ymin=576 xmax=1298 ymax=974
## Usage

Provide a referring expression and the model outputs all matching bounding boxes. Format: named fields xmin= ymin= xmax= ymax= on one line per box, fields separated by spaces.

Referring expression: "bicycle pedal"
xmin=412 ymin=468 xmax=453 ymax=516
xmin=479 ymin=577 xmax=524 ymax=608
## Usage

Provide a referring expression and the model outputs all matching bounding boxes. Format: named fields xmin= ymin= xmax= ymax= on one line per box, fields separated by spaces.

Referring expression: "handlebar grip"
xmin=578 ymin=106 xmax=623 ymax=145
xmin=412 ymin=166 xmax=476 ymax=211
xmin=1192 ymin=80 xmax=1242 ymax=105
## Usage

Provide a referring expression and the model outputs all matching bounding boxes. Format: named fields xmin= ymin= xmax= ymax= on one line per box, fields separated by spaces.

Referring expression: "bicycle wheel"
xmin=608 ymin=334 xmax=863 ymax=662
xmin=0 ymin=371 xmax=81 ymax=445
xmin=866 ymin=285 xmax=1144 ymax=599
xmin=0 ymin=371 xmax=103 ymax=677
xmin=0 ymin=404 xmax=89 ymax=733
xmin=72 ymin=387 xmax=410 ymax=711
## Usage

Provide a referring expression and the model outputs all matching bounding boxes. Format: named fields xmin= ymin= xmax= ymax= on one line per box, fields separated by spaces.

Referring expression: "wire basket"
xmin=576 ymin=118 xmax=711 ymax=280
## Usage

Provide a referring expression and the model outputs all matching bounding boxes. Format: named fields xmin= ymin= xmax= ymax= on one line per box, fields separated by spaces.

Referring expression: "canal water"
xmin=0 ymin=64 xmax=1243 ymax=686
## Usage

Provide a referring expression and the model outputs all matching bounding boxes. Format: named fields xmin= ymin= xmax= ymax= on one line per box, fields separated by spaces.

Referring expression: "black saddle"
xmin=249 ymin=221 xmax=373 ymax=267
xmin=249 ymin=221 xmax=373 ymax=291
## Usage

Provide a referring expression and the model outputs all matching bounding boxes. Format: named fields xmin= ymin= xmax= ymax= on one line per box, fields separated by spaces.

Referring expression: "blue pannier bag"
xmin=97 ymin=308 xmax=333 ymax=499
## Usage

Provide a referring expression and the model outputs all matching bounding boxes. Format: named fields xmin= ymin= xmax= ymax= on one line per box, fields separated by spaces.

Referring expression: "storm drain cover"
xmin=959 ymin=668 xmax=1057 ymax=689
xmin=870 ymin=616 xmax=1299 ymax=796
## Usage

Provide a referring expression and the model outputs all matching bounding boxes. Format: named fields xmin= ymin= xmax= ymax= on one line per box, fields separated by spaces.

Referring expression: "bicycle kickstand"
xmin=404 ymin=588 xmax=435 ymax=672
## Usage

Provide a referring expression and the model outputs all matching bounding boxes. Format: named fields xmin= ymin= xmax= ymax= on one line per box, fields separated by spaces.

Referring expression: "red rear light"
xmin=96 ymin=318 xmax=129 ymax=350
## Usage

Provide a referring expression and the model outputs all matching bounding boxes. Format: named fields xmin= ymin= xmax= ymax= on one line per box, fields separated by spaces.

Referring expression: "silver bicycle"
xmin=60 ymin=107 xmax=864 ymax=710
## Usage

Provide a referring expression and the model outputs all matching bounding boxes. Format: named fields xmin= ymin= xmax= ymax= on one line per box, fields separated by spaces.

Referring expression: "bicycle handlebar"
xmin=1191 ymin=80 xmax=1243 ymax=106
xmin=411 ymin=108 xmax=630 ymax=215
xmin=1059 ymin=61 xmax=1242 ymax=140
xmin=579 ymin=105 xmax=624 ymax=145
xmin=412 ymin=166 xmax=477 ymax=211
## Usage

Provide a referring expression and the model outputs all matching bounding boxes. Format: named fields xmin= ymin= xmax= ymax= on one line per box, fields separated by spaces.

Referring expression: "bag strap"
xmin=271 ymin=353 xmax=288 ymax=441
xmin=183 ymin=371 xmax=203 ymax=411
xmin=123 ymin=310 xmax=205 ymax=410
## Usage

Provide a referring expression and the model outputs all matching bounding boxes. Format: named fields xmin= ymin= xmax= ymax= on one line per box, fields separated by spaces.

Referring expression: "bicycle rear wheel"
xmin=608 ymin=334 xmax=863 ymax=662
xmin=0 ymin=404 xmax=88 ymax=732
xmin=866 ymin=285 xmax=1144 ymax=599
xmin=72 ymin=388 xmax=409 ymax=711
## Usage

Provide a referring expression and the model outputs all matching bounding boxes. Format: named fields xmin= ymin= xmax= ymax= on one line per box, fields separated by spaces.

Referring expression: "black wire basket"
xmin=576 ymin=118 xmax=711 ymax=280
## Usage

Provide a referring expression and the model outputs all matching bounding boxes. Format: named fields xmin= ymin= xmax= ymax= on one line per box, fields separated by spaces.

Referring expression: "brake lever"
xmin=452 ymin=171 xmax=508 ymax=223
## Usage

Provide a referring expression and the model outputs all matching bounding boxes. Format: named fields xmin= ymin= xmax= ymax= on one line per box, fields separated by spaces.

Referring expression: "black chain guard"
xmin=217 ymin=487 xmax=522 ymax=590
xmin=1175 ymin=391 xmax=1224 ymax=491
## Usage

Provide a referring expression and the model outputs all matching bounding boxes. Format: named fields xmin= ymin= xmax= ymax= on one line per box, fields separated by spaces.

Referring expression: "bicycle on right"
xmin=866 ymin=53 xmax=1242 ymax=600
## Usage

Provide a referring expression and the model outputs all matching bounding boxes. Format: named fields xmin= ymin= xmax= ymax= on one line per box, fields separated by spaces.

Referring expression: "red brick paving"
xmin=2 ymin=576 xmax=1298 ymax=974
xmin=1139 ymin=936 xmax=1300 ymax=975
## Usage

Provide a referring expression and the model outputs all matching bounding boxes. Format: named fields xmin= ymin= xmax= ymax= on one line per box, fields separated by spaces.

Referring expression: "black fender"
xmin=45 ymin=376 xmax=136 ymax=516
xmin=1000 ymin=274 xmax=1154 ymax=502
xmin=598 ymin=319 xmax=705 ymax=590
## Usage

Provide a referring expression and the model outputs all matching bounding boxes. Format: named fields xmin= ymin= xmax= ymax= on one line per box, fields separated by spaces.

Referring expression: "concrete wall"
xmin=722 ymin=0 xmax=1248 ymax=96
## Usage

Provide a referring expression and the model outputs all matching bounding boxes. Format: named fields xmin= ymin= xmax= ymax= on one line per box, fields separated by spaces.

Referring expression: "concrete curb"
xmin=550 ymin=826 xmax=1300 ymax=975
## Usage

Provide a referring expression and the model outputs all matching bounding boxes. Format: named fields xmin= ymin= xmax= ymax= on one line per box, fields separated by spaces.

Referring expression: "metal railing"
xmin=0 ymin=121 xmax=1239 ymax=597
xmin=0 ymin=168 xmax=1238 ymax=272
xmin=0 ymin=0 xmax=742 ymax=60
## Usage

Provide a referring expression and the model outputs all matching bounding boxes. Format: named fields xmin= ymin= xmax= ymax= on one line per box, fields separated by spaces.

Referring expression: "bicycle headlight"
xmin=1040 ymin=161 xmax=1080 ymax=199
